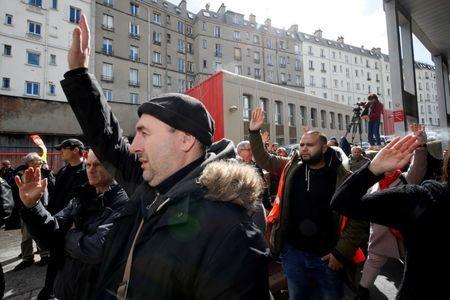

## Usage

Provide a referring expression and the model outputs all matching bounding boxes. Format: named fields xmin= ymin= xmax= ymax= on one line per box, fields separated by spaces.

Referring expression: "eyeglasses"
xmin=240 ymin=148 xmax=252 ymax=151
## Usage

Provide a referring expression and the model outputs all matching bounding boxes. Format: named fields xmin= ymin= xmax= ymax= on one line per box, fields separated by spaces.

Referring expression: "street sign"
xmin=393 ymin=110 xmax=404 ymax=122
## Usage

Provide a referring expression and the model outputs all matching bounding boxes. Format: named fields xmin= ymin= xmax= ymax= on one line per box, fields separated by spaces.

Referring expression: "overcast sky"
xmin=186 ymin=0 xmax=434 ymax=65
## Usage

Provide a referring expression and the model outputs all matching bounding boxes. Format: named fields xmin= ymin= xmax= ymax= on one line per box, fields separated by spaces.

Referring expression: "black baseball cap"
xmin=55 ymin=139 xmax=84 ymax=150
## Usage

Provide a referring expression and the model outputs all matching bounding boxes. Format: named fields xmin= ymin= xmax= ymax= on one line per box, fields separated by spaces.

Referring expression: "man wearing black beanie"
xmin=58 ymin=15 xmax=270 ymax=300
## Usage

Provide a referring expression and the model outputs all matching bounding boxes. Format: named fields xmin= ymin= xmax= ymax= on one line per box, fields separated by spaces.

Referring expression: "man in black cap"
xmin=57 ymin=14 xmax=270 ymax=299
xmin=37 ymin=138 xmax=88 ymax=300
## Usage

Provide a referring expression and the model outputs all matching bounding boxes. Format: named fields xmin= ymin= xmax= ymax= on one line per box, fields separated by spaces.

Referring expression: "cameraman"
xmin=361 ymin=94 xmax=384 ymax=148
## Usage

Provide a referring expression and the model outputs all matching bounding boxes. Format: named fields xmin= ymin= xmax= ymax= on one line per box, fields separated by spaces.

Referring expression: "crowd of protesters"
xmin=1 ymin=14 xmax=449 ymax=300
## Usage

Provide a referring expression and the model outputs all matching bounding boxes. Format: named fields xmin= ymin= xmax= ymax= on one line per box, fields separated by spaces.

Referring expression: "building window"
xmin=130 ymin=3 xmax=139 ymax=16
xmin=153 ymin=73 xmax=161 ymax=87
xmin=253 ymin=35 xmax=260 ymax=44
xmin=103 ymin=89 xmax=112 ymax=101
xmin=215 ymin=62 xmax=222 ymax=72
xmin=166 ymin=15 xmax=171 ymax=24
xmin=254 ymin=51 xmax=260 ymax=63
xmin=274 ymin=101 xmax=282 ymax=125
xmin=153 ymin=31 xmax=161 ymax=44
xmin=267 ymin=54 xmax=273 ymax=66
xmin=153 ymin=51 xmax=161 ymax=64
xmin=279 ymin=56 xmax=286 ymax=67
xmin=49 ymin=54 xmax=56 ymax=65
xmin=29 ymin=0 xmax=42 ymax=8
xmin=309 ymin=75 xmax=315 ymax=86
xmin=130 ymin=46 xmax=139 ymax=61
xmin=69 ymin=6 xmax=81 ymax=24
xmin=214 ymin=26 xmax=221 ymax=37
xmin=129 ymin=23 xmax=139 ymax=38
xmin=28 ymin=21 xmax=42 ymax=35
xmin=166 ymin=76 xmax=171 ymax=86
xmin=130 ymin=93 xmax=139 ymax=104
xmin=177 ymin=21 xmax=185 ymax=34
xmin=102 ymin=14 xmax=114 ymax=30
xmin=202 ymin=39 xmax=207 ymax=49
xmin=102 ymin=38 xmax=113 ymax=55
xmin=153 ymin=12 xmax=161 ymax=24
xmin=311 ymin=108 xmax=317 ymax=127
xmin=48 ymin=82 xmax=56 ymax=95
xmin=27 ymin=51 xmax=40 ymax=66
xmin=321 ymin=110 xmax=327 ymax=128
xmin=101 ymin=63 xmax=113 ymax=81
xmin=296 ymin=75 xmax=301 ymax=86
xmin=279 ymin=40 xmax=286 ymax=49
xmin=186 ymin=26 xmax=193 ymax=36
xmin=187 ymin=61 xmax=194 ymax=73
xmin=2 ymin=77 xmax=11 ymax=89
xmin=234 ymin=31 xmax=241 ymax=41
xmin=202 ymin=22 xmax=207 ymax=31
xmin=329 ymin=112 xmax=335 ymax=129
xmin=254 ymin=68 xmax=261 ymax=79
xmin=203 ymin=60 xmax=207 ymax=69
xmin=50 ymin=0 xmax=57 ymax=9
xmin=242 ymin=95 xmax=251 ymax=121
xmin=300 ymin=106 xmax=307 ymax=126
xmin=215 ymin=44 xmax=222 ymax=57
xmin=129 ymin=68 xmax=139 ymax=86
xmin=178 ymin=39 xmax=185 ymax=53
xmin=178 ymin=58 xmax=185 ymax=72
xmin=178 ymin=79 xmax=186 ymax=93
xmin=25 ymin=81 xmax=39 ymax=96
xmin=104 ymin=0 xmax=114 ymax=7
xmin=5 ymin=14 xmax=13 ymax=25
xmin=288 ymin=104 xmax=295 ymax=126
xmin=309 ymin=60 xmax=314 ymax=70
xmin=3 ymin=45 xmax=12 ymax=56
xmin=267 ymin=71 xmax=274 ymax=81
xmin=234 ymin=48 xmax=241 ymax=61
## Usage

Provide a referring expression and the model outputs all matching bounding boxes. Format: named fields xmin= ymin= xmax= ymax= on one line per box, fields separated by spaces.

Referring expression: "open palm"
xmin=369 ymin=135 xmax=419 ymax=175
xmin=68 ymin=14 xmax=90 ymax=70
xmin=15 ymin=167 xmax=48 ymax=208
xmin=250 ymin=108 xmax=265 ymax=131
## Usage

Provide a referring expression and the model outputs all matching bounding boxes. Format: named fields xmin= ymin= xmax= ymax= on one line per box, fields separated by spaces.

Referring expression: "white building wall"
xmin=0 ymin=0 xmax=93 ymax=102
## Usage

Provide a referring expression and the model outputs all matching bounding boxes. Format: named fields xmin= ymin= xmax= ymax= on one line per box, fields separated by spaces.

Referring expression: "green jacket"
xmin=249 ymin=130 xmax=369 ymax=289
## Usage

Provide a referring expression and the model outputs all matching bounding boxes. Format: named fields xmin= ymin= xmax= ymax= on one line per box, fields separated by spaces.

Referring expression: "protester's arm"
xmin=64 ymin=204 xmax=125 ymax=265
xmin=404 ymin=124 xmax=427 ymax=184
xmin=0 ymin=180 xmax=14 ymax=228
xmin=193 ymin=225 xmax=270 ymax=300
xmin=248 ymin=109 xmax=289 ymax=175
xmin=21 ymin=200 xmax=75 ymax=249
xmin=333 ymin=217 xmax=369 ymax=264
xmin=331 ymin=134 xmax=429 ymax=229
xmin=60 ymin=14 xmax=141 ymax=195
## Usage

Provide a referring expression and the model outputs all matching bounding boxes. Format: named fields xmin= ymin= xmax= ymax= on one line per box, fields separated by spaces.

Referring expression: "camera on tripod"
xmin=353 ymin=101 xmax=366 ymax=115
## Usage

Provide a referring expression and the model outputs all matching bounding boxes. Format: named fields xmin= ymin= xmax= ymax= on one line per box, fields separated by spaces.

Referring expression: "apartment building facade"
xmin=0 ymin=0 xmax=94 ymax=102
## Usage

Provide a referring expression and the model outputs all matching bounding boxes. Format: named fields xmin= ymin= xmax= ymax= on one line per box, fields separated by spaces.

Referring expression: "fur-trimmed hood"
xmin=198 ymin=160 xmax=263 ymax=211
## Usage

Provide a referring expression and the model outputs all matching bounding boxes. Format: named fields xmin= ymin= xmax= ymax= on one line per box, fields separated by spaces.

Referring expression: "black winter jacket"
xmin=61 ymin=70 xmax=271 ymax=300
xmin=331 ymin=163 xmax=450 ymax=300
xmin=21 ymin=184 xmax=128 ymax=299
xmin=0 ymin=178 xmax=13 ymax=228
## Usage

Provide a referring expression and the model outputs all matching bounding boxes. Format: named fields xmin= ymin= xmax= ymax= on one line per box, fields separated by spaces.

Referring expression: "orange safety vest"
xmin=266 ymin=161 xmax=366 ymax=264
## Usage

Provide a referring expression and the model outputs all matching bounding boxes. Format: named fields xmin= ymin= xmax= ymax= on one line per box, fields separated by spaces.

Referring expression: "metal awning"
xmin=395 ymin=0 xmax=450 ymax=66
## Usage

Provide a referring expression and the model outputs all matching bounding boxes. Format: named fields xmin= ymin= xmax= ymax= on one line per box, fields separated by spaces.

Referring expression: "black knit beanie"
xmin=137 ymin=93 xmax=215 ymax=146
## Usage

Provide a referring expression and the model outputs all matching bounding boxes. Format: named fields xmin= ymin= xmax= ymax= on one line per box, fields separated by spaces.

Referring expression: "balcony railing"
xmin=101 ymin=75 xmax=114 ymax=82
xmin=128 ymin=80 xmax=140 ymax=87
xmin=129 ymin=32 xmax=140 ymax=40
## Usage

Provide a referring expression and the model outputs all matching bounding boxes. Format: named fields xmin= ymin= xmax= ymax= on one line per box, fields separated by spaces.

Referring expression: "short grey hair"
xmin=236 ymin=140 xmax=250 ymax=152
xmin=23 ymin=152 xmax=42 ymax=164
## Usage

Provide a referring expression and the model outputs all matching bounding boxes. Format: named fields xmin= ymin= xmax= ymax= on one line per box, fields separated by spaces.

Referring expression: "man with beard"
xmin=249 ymin=108 xmax=368 ymax=299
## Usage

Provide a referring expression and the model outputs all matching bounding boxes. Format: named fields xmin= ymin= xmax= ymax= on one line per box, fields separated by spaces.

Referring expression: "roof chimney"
xmin=337 ymin=36 xmax=344 ymax=43
xmin=288 ymin=24 xmax=298 ymax=33
xmin=249 ymin=13 xmax=256 ymax=24
xmin=264 ymin=18 xmax=271 ymax=27
xmin=217 ymin=3 xmax=226 ymax=14
xmin=178 ymin=0 xmax=186 ymax=10
xmin=314 ymin=29 xmax=322 ymax=38
xmin=205 ymin=3 xmax=210 ymax=11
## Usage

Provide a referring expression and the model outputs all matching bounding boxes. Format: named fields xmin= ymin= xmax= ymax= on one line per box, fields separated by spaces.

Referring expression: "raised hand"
xmin=14 ymin=167 xmax=48 ymax=208
xmin=68 ymin=14 xmax=90 ymax=70
xmin=369 ymin=134 xmax=419 ymax=176
xmin=410 ymin=123 xmax=427 ymax=145
xmin=250 ymin=108 xmax=265 ymax=131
